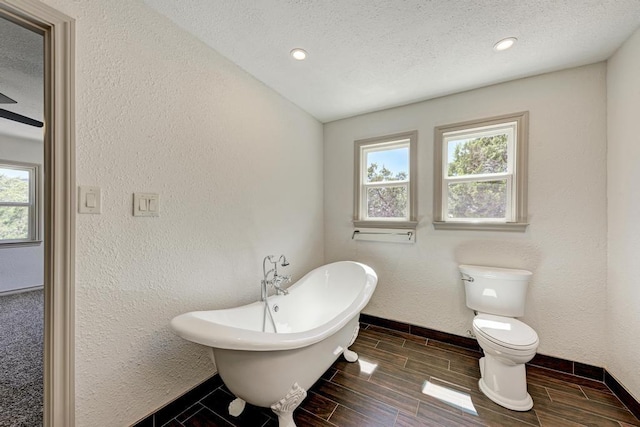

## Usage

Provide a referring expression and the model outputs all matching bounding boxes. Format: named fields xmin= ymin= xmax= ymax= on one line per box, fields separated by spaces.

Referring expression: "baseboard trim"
xmin=131 ymin=375 xmax=222 ymax=427
xmin=361 ymin=313 xmax=640 ymax=420
xmin=605 ymin=371 xmax=640 ymax=420
xmin=359 ymin=313 xmax=481 ymax=351
xmin=0 ymin=285 xmax=44 ymax=297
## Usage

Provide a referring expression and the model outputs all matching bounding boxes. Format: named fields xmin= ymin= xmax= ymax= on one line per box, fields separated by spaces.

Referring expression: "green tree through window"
xmin=434 ymin=112 xmax=528 ymax=230
xmin=0 ymin=172 xmax=30 ymax=240
xmin=447 ymin=135 xmax=508 ymax=219
xmin=367 ymin=163 xmax=408 ymax=218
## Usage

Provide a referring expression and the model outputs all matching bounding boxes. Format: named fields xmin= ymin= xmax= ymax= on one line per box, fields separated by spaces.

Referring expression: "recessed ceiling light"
xmin=493 ymin=37 xmax=517 ymax=52
xmin=290 ymin=48 xmax=307 ymax=60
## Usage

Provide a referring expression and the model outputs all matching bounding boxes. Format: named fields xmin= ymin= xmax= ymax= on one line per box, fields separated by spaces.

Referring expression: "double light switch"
xmin=133 ymin=193 xmax=159 ymax=217
xmin=78 ymin=187 xmax=160 ymax=217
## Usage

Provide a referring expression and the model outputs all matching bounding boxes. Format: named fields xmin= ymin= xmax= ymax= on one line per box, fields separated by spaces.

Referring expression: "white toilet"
xmin=459 ymin=264 xmax=539 ymax=411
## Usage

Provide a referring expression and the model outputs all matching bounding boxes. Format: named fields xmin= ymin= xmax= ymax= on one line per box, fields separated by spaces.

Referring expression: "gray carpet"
xmin=0 ymin=289 xmax=43 ymax=427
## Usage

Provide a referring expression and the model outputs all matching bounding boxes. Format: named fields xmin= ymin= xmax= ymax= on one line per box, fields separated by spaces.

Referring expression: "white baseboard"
xmin=0 ymin=285 xmax=44 ymax=297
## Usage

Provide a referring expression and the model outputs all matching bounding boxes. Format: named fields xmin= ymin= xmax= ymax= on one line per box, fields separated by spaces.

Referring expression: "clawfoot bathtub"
xmin=171 ymin=261 xmax=377 ymax=427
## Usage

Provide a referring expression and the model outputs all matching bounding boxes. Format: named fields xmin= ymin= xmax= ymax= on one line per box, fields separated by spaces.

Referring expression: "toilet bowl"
xmin=473 ymin=313 xmax=539 ymax=411
xmin=459 ymin=265 xmax=539 ymax=412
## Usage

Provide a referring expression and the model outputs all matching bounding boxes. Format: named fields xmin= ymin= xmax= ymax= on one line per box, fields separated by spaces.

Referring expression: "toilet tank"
xmin=459 ymin=265 xmax=532 ymax=317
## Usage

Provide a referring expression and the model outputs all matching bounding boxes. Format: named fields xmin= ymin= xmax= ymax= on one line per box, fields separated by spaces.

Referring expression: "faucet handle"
xmin=272 ymin=274 xmax=291 ymax=295
xmin=273 ymin=274 xmax=291 ymax=285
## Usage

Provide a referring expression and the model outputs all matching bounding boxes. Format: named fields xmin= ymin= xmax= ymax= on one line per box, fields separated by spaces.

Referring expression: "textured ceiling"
xmin=145 ymin=0 xmax=640 ymax=122
xmin=0 ymin=16 xmax=43 ymax=141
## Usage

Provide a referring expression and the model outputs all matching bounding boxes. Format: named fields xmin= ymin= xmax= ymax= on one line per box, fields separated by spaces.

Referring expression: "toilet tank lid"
xmin=459 ymin=264 xmax=532 ymax=279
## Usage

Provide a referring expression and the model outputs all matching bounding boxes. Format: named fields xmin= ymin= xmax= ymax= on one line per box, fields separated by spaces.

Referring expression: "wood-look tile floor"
xmin=164 ymin=324 xmax=640 ymax=427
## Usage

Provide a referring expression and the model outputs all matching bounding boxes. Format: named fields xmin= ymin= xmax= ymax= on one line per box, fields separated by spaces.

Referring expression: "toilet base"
xmin=478 ymin=356 xmax=533 ymax=411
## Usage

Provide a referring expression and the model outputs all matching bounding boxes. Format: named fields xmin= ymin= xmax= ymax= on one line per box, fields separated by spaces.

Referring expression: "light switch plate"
xmin=133 ymin=193 xmax=159 ymax=217
xmin=78 ymin=186 xmax=101 ymax=214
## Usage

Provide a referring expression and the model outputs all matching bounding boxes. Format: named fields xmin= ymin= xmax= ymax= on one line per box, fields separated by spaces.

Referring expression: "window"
xmin=433 ymin=112 xmax=529 ymax=231
xmin=0 ymin=160 xmax=41 ymax=245
xmin=353 ymin=131 xmax=417 ymax=228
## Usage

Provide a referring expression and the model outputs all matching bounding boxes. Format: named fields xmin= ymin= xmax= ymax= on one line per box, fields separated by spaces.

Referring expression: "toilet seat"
xmin=473 ymin=313 xmax=538 ymax=352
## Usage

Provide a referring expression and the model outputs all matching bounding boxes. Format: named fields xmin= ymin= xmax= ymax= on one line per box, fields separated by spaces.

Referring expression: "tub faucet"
xmin=261 ymin=254 xmax=291 ymax=301
xmin=273 ymin=274 xmax=291 ymax=295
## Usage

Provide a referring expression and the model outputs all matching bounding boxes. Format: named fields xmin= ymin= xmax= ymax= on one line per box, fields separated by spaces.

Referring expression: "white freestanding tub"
xmin=171 ymin=261 xmax=377 ymax=427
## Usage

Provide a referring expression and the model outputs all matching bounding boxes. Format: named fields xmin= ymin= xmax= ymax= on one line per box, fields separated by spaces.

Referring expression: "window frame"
xmin=433 ymin=112 xmax=529 ymax=231
xmin=353 ymin=131 xmax=418 ymax=229
xmin=0 ymin=159 xmax=42 ymax=246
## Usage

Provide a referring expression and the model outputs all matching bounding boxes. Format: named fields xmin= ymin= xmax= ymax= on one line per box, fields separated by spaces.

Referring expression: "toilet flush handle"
xmin=461 ymin=274 xmax=474 ymax=283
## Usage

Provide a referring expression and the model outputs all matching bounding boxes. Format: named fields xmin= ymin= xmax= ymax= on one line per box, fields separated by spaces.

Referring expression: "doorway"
xmin=0 ymin=1 xmax=74 ymax=426
xmin=0 ymin=15 xmax=45 ymax=427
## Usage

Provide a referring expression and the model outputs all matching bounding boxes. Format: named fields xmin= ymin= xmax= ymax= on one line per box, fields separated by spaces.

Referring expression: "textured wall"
xmin=41 ymin=1 xmax=324 ymax=425
xmin=607 ymin=27 xmax=640 ymax=401
xmin=324 ymin=64 xmax=608 ymax=366
xmin=0 ymin=134 xmax=43 ymax=293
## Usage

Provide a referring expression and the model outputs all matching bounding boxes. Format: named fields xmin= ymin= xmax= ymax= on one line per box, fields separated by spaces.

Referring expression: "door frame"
xmin=0 ymin=1 xmax=75 ymax=425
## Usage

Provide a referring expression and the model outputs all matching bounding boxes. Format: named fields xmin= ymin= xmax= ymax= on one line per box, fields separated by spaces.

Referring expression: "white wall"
xmin=607 ymin=27 xmax=640 ymax=401
xmin=325 ymin=64 xmax=608 ymax=367
xmin=0 ymin=133 xmax=43 ymax=293
xmin=41 ymin=1 xmax=324 ymax=426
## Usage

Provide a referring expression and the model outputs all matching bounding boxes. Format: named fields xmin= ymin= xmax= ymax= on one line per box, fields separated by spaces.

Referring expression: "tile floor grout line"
xmin=325 ymin=375 xmax=400 ymax=422
xmin=401 ymin=355 xmax=482 ymax=383
xmin=170 ymin=401 xmax=204 ymax=425
xmin=375 ymin=339 xmax=454 ymax=366
xmin=177 ymin=405 xmax=205 ymax=426
xmin=391 ymin=410 xmax=400 ymax=427
xmin=485 ymin=406 xmax=541 ymax=427
xmin=540 ymin=394 xmax=640 ymax=425
xmin=533 ymin=408 xmax=543 ymax=426
xmin=374 ymin=372 xmax=485 ymax=425
xmin=578 ymin=385 xmax=589 ymax=399
xmin=394 ymin=337 xmax=482 ymax=363
xmin=371 ymin=353 xmax=472 ymax=388
xmin=309 ymin=387 xmax=342 ymax=410
xmin=325 ymin=402 xmax=339 ymax=424
xmin=581 ymin=388 xmax=636 ymax=411
xmin=336 ymin=366 xmax=422 ymax=413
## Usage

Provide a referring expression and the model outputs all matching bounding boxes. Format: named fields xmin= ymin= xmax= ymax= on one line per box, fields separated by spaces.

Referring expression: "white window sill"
xmin=432 ymin=222 xmax=528 ymax=232
xmin=0 ymin=240 xmax=43 ymax=248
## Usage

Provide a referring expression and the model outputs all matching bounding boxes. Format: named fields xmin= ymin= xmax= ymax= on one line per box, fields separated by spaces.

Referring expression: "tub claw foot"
xmin=228 ymin=397 xmax=246 ymax=417
xmin=343 ymin=348 xmax=358 ymax=362
xmin=343 ymin=322 xmax=359 ymax=362
xmin=271 ymin=383 xmax=307 ymax=427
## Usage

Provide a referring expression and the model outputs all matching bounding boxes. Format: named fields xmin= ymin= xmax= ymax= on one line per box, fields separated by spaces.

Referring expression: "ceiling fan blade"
xmin=0 ymin=92 xmax=18 ymax=104
xmin=0 ymin=109 xmax=43 ymax=127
